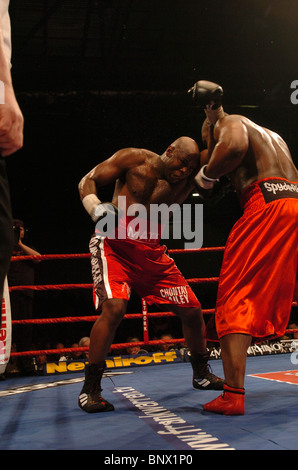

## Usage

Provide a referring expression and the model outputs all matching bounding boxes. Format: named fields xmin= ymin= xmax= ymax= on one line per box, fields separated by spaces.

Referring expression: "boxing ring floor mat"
xmin=0 ymin=353 xmax=298 ymax=451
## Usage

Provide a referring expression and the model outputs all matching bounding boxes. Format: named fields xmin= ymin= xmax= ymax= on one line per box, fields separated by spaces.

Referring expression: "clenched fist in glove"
xmin=188 ymin=80 xmax=225 ymax=125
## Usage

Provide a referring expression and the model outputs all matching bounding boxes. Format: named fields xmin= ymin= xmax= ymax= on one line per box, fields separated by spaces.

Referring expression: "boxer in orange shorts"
xmin=190 ymin=80 xmax=298 ymax=415
xmin=77 ymin=136 xmax=224 ymax=413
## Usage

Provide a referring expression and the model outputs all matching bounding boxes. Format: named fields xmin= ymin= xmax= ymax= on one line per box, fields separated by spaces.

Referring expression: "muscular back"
xmin=212 ymin=115 xmax=298 ymax=193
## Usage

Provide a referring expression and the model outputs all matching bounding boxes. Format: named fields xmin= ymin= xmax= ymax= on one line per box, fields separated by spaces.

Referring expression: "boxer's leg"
xmin=203 ymin=333 xmax=251 ymax=415
xmin=220 ymin=333 xmax=252 ymax=389
xmin=79 ymin=298 xmax=127 ymax=413
xmin=171 ymin=305 xmax=224 ymax=390
xmin=88 ymin=298 xmax=128 ymax=364
xmin=169 ymin=304 xmax=206 ymax=354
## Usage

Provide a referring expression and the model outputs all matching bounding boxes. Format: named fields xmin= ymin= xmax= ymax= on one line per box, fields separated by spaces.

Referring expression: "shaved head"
xmin=170 ymin=136 xmax=199 ymax=155
xmin=161 ymin=136 xmax=200 ymax=183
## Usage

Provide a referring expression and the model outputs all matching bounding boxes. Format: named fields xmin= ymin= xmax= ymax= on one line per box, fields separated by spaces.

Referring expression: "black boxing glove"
xmin=188 ymin=80 xmax=223 ymax=109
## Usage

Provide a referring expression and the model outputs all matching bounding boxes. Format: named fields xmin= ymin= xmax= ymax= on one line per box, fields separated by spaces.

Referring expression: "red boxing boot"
xmin=203 ymin=383 xmax=245 ymax=415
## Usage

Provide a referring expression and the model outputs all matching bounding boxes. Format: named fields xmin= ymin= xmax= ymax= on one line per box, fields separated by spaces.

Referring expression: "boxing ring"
xmin=0 ymin=247 xmax=298 ymax=451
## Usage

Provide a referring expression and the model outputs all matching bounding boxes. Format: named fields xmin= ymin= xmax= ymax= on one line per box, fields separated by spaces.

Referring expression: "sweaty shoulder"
xmin=113 ymin=147 xmax=157 ymax=169
xmin=214 ymin=114 xmax=249 ymax=138
xmin=216 ymin=114 xmax=248 ymax=129
xmin=108 ymin=147 xmax=147 ymax=172
xmin=217 ymin=114 xmax=298 ymax=184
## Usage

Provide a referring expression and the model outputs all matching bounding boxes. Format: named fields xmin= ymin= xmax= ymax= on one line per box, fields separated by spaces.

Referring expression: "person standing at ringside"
xmin=78 ymin=136 xmax=224 ymax=413
xmin=0 ymin=1 xmax=24 ymax=321
xmin=189 ymin=80 xmax=298 ymax=415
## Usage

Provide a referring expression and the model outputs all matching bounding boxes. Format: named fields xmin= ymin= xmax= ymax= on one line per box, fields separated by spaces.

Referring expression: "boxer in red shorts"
xmin=77 ymin=136 xmax=224 ymax=413
xmin=190 ymin=80 xmax=298 ymax=415
xmin=89 ymin=232 xmax=200 ymax=312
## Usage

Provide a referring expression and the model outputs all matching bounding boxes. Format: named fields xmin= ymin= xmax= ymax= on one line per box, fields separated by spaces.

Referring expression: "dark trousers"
xmin=10 ymin=292 xmax=33 ymax=352
xmin=0 ymin=157 xmax=13 ymax=327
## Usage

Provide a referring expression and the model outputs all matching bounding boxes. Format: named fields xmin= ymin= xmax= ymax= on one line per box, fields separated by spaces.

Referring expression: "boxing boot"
xmin=190 ymin=352 xmax=224 ymax=391
xmin=78 ymin=362 xmax=114 ymax=413
xmin=203 ymin=383 xmax=245 ymax=415
xmin=188 ymin=80 xmax=223 ymax=109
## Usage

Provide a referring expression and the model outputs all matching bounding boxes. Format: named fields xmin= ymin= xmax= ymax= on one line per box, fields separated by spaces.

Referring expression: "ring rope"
xmin=9 ymin=278 xmax=219 ymax=292
xmin=10 ymin=338 xmax=188 ymax=357
xmin=11 ymin=309 xmax=216 ymax=325
xmin=8 ymin=330 xmax=298 ymax=358
xmin=7 ymin=248 xmax=297 ymax=360
xmin=10 ymin=246 xmax=225 ymax=263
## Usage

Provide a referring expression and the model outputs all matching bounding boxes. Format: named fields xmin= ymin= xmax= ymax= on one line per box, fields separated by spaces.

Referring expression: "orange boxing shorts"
xmin=89 ymin=234 xmax=200 ymax=311
xmin=206 ymin=177 xmax=298 ymax=343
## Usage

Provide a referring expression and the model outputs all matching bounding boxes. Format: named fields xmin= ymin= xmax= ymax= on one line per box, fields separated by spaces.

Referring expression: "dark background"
xmin=5 ymin=0 xmax=298 ymax=346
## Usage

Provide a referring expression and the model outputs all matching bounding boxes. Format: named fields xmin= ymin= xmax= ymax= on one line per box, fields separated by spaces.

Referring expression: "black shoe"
xmin=190 ymin=353 xmax=224 ymax=391
xmin=193 ymin=369 xmax=224 ymax=390
xmin=78 ymin=363 xmax=115 ymax=413
xmin=78 ymin=390 xmax=114 ymax=413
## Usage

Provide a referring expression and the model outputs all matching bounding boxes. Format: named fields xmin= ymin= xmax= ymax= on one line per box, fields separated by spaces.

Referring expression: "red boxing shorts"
xmin=89 ymin=235 xmax=200 ymax=311
xmin=206 ymin=177 xmax=298 ymax=343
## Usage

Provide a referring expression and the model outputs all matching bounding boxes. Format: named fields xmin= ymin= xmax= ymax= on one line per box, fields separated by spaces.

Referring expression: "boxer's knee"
xmin=174 ymin=305 xmax=203 ymax=324
xmin=101 ymin=298 xmax=127 ymax=329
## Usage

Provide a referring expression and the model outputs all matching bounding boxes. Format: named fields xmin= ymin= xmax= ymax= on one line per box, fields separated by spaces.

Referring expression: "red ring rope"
xmin=6 ymin=248 xmax=298 ymax=359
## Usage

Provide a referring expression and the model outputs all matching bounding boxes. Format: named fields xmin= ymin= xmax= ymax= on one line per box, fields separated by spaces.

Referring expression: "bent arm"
xmin=78 ymin=148 xmax=142 ymax=199
xmin=205 ymin=120 xmax=249 ymax=179
xmin=78 ymin=157 xmax=119 ymax=201
xmin=18 ymin=241 xmax=41 ymax=263
xmin=78 ymin=148 xmax=143 ymax=220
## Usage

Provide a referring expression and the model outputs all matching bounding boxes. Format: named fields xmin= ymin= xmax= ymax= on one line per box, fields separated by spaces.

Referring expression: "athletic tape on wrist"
xmin=195 ymin=165 xmax=218 ymax=190
xmin=82 ymin=194 xmax=102 ymax=218
xmin=200 ymin=165 xmax=218 ymax=182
